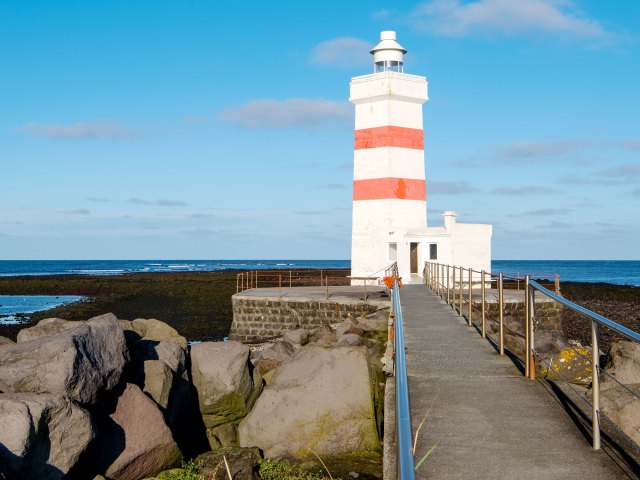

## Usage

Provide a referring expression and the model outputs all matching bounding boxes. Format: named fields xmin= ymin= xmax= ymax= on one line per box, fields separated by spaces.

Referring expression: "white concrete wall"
xmin=354 ymin=147 xmax=425 ymax=181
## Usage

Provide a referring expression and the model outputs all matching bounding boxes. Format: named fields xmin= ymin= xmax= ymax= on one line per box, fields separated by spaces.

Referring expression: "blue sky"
xmin=1 ymin=0 xmax=638 ymax=260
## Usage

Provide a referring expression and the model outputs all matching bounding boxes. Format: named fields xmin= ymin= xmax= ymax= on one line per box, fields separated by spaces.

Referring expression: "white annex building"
xmin=350 ymin=31 xmax=492 ymax=283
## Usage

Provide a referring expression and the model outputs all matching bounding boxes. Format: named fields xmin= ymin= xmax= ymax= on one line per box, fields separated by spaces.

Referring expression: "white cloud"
xmin=496 ymin=139 xmax=586 ymax=160
xmin=492 ymin=186 xmax=557 ymax=195
xmin=310 ymin=37 xmax=372 ymax=68
xmin=128 ymin=198 xmax=188 ymax=207
xmin=429 ymin=180 xmax=479 ymax=194
xmin=219 ymin=98 xmax=352 ymax=131
xmin=410 ymin=0 xmax=610 ymax=41
xmin=19 ymin=121 xmax=138 ymax=140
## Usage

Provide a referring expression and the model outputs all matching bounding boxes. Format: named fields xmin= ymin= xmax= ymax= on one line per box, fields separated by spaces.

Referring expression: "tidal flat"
xmin=0 ymin=271 xmax=238 ymax=342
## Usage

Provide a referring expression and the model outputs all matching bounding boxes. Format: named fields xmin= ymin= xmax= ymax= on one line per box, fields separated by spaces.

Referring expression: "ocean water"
xmin=0 ymin=295 xmax=86 ymax=324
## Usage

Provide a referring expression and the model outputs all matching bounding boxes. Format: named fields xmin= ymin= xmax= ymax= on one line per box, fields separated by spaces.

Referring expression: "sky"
xmin=1 ymin=0 xmax=639 ymax=260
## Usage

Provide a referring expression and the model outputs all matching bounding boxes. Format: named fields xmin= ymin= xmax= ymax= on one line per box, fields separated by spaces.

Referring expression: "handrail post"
xmin=498 ymin=272 xmax=504 ymax=355
xmin=452 ymin=266 xmax=456 ymax=311
xmin=447 ymin=265 xmax=450 ymax=305
xmin=528 ymin=288 xmax=536 ymax=380
xmin=320 ymin=270 xmax=323 ymax=287
xmin=481 ymin=270 xmax=486 ymax=338
xmin=364 ymin=278 xmax=367 ymax=301
xmin=555 ymin=273 xmax=561 ymax=295
xmin=525 ymin=275 xmax=531 ymax=378
xmin=290 ymin=270 xmax=292 ymax=287
xmin=592 ymin=320 xmax=601 ymax=450
xmin=279 ymin=274 xmax=282 ymax=297
xmin=459 ymin=266 xmax=463 ymax=317
xmin=468 ymin=267 xmax=472 ymax=326
xmin=256 ymin=271 xmax=259 ymax=288
xmin=326 ymin=275 xmax=329 ymax=300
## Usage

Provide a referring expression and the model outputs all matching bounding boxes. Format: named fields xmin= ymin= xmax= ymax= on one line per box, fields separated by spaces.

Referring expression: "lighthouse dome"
xmin=370 ymin=31 xmax=406 ymax=73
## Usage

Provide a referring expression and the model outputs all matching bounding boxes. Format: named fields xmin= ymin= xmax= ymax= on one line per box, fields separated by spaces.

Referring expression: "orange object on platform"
xmin=383 ymin=276 xmax=402 ymax=289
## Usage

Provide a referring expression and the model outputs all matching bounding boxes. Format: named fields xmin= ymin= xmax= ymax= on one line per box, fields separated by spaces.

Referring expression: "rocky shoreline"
xmin=0 ymin=307 xmax=391 ymax=479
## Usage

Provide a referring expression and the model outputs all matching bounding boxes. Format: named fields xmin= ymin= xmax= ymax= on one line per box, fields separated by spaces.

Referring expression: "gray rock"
xmin=17 ymin=317 xmax=84 ymax=343
xmin=356 ymin=308 xmax=390 ymax=332
xmin=206 ymin=422 xmax=239 ymax=450
xmin=309 ymin=325 xmax=333 ymax=343
xmin=256 ymin=340 xmax=295 ymax=363
xmin=283 ymin=328 xmax=309 ymax=346
xmin=191 ymin=341 xmax=257 ymax=428
xmin=606 ymin=341 xmax=640 ymax=385
xmin=336 ymin=318 xmax=358 ymax=338
xmin=197 ymin=447 xmax=261 ymax=480
xmin=0 ymin=336 xmax=14 ymax=345
xmin=142 ymin=360 xmax=174 ymax=410
xmin=0 ymin=313 xmax=127 ymax=405
xmin=338 ymin=333 xmax=365 ymax=346
xmin=88 ymin=383 xmax=181 ymax=480
xmin=130 ymin=318 xmax=188 ymax=350
xmin=238 ymin=346 xmax=381 ymax=470
xmin=0 ymin=393 xmax=94 ymax=479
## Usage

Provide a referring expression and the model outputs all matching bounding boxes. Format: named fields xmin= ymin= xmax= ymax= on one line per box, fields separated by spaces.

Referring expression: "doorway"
xmin=410 ymin=243 xmax=419 ymax=274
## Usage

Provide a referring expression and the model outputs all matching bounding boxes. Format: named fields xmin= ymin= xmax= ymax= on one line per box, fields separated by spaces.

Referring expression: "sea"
xmin=0 ymin=259 xmax=637 ymax=324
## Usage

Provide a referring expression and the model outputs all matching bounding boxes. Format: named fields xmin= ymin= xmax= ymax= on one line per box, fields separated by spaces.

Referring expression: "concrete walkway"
xmin=400 ymin=285 xmax=635 ymax=480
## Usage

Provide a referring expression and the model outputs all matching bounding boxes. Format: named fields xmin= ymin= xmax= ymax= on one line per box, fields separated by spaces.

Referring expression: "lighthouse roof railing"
xmin=350 ymin=70 xmax=426 ymax=84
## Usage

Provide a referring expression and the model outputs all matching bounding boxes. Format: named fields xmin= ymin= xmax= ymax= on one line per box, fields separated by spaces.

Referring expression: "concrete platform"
xmin=235 ymin=285 xmax=390 ymax=306
xmin=400 ymin=285 xmax=636 ymax=479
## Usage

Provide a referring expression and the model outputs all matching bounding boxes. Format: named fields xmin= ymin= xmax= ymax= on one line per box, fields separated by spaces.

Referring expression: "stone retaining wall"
xmin=229 ymin=295 xmax=387 ymax=342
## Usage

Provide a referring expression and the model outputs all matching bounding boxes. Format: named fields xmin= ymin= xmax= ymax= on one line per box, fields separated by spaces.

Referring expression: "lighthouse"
xmin=350 ymin=32 xmax=492 ymax=282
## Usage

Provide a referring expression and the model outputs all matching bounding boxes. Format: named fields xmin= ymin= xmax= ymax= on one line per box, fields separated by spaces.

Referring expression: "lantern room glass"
xmin=375 ymin=60 xmax=403 ymax=73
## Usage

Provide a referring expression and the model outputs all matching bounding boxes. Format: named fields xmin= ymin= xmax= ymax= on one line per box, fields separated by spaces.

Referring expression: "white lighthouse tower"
xmin=350 ymin=32 xmax=492 ymax=283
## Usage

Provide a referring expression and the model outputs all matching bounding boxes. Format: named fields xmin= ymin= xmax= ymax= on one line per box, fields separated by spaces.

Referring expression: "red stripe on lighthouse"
xmin=354 ymin=126 xmax=424 ymax=150
xmin=353 ymin=178 xmax=426 ymax=201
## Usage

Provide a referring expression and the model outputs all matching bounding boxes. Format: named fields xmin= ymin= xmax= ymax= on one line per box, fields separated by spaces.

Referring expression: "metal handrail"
xmin=423 ymin=261 xmax=640 ymax=453
xmin=392 ymin=279 xmax=415 ymax=480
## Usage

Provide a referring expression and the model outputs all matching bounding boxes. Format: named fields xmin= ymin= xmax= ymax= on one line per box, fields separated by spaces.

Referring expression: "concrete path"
xmin=400 ymin=285 xmax=635 ymax=480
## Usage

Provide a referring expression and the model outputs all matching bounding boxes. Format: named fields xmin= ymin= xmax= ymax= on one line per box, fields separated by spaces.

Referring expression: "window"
xmin=389 ymin=243 xmax=397 ymax=261
xmin=429 ymin=243 xmax=438 ymax=260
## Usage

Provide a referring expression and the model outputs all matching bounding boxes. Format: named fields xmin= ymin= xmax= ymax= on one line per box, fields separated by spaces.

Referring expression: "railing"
xmin=391 ymin=276 xmax=415 ymax=480
xmin=236 ymin=269 xmax=351 ymax=293
xmin=424 ymin=261 xmax=640 ymax=453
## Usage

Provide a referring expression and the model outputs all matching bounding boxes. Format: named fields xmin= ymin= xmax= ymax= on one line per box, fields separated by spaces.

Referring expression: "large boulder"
xmin=282 ymin=329 xmax=309 ymax=346
xmin=0 ymin=393 xmax=94 ymax=479
xmin=254 ymin=341 xmax=295 ymax=363
xmin=16 ymin=318 xmax=84 ymax=343
xmin=191 ymin=341 xmax=260 ymax=428
xmin=544 ymin=345 xmax=593 ymax=385
xmin=0 ymin=336 xmax=14 ymax=345
xmin=606 ymin=341 xmax=640 ymax=385
xmin=0 ymin=313 xmax=127 ymax=405
xmin=595 ymin=383 xmax=640 ymax=445
xmin=84 ymin=383 xmax=181 ymax=480
xmin=238 ymin=345 xmax=381 ymax=476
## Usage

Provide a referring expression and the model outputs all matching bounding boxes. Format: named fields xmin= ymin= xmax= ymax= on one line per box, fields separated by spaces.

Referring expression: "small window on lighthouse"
xmin=389 ymin=243 xmax=398 ymax=261
xmin=429 ymin=243 xmax=438 ymax=260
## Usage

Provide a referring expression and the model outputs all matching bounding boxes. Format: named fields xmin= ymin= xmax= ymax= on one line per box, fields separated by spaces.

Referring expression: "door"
xmin=410 ymin=243 xmax=419 ymax=274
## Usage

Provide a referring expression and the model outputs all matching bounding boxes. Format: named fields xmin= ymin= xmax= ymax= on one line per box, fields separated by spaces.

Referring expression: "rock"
xmin=191 ymin=341 xmax=259 ymax=428
xmin=0 ymin=336 xmax=14 ymax=345
xmin=345 ymin=327 xmax=365 ymax=336
xmin=207 ymin=422 xmax=239 ymax=450
xmin=315 ymin=332 xmax=337 ymax=347
xmin=544 ymin=345 xmax=593 ymax=385
xmin=309 ymin=325 xmax=333 ymax=343
xmin=0 ymin=313 xmax=127 ymax=405
xmin=336 ymin=318 xmax=358 ymax=338
xmin=16 ymin=317 xmax=84 ymax=343
xmin=338 ymin=333 xmax=365 ymax=346
xmin=197 ymin=447 xmax=261 ymax=480
xmin=256 ymin=341 xmax=295 ymax=363
xmin=85 ymin=383 xmax=181 ymax=480
xmin=130 ymin=318 xmax=188 ymax=350
xmin=595 ymin=383 xmax=640 ymax=445
xmin=238 ymin=346 xmax=381 ymax=476
xmin=142 ymin=360 xmax=174 ymax=410
xmin=606 ymin=341 xmax=640 ymax=385
xmin=283 ymin=329 xmax=309 ymax=346
xmin=0 ymin=393 xmax=94 ymax=479
xmin=254 ymin=358 xmax=281 ymax=376
xmin=356 ymin=308 xmax=389 ymax=332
